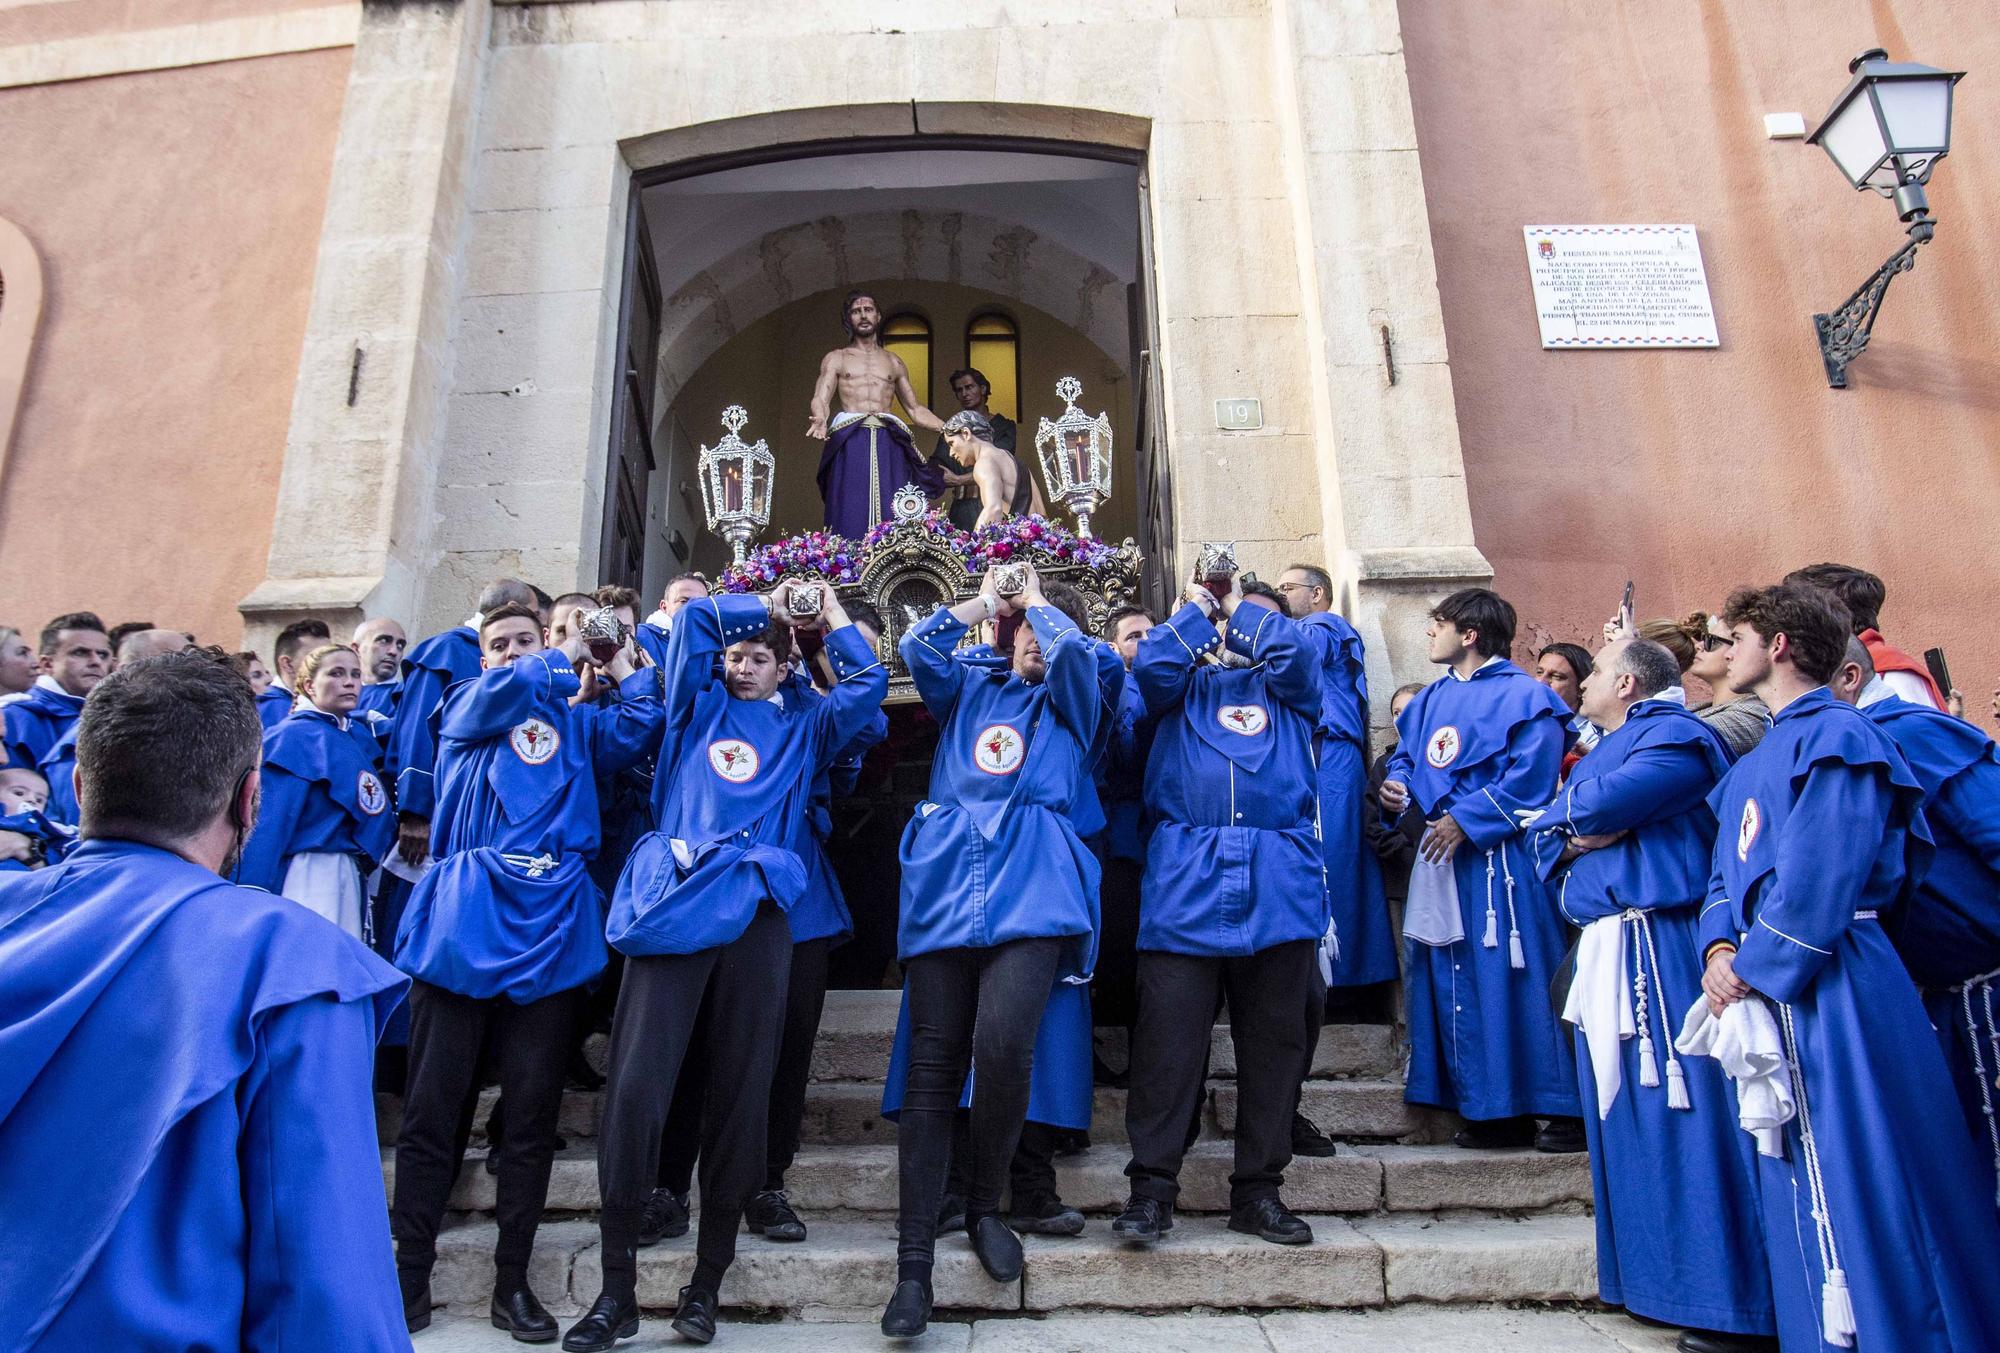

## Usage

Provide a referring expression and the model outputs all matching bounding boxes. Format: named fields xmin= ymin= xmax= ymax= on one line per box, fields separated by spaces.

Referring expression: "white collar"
xmin=1632 ymin=687 xmax=1688 ymax=709
xmin=644 ymin=609 xmax=672 ymax=630
xmin=1446 ymin=655 xmax=1506 ymax=682
xmin=464 ymin=615 xmax=482 ymax=631
xmin=34 ymin=674 xmax=69 ymax=696
xmin=1858 ymin=675 xmax=1894 ymax=707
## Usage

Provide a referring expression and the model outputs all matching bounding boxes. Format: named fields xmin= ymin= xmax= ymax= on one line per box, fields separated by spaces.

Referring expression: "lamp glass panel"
xmin=1873 ymin=78 xmax=1952 ymax=152
xmin=1816 ymin=90 xmax=1889 ymax=185
xmin=882 ymin=314 xmax=931 ymax=424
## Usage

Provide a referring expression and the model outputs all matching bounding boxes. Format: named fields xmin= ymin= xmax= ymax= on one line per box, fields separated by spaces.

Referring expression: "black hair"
xmin=38 ymin=611 xmax=108 ymax=655
xmin=1431 ymin=588 xmax=1516 ymax=659
xmin=272 ymin=618 xmax=332 ymax=669
xmin=479 ymin=601 xmax=543 ymax=637
xmin=1040 ymin=579 xmax=1095 ymax=632
xmin=947 ymin=367 xmax=991 ymax=395
xmin=1722 ymin=584 xmax=1852 ymax=685
xmin=1782 ymin=562 xmax=1884 ymax=634
xmin=840 ymin=289 xmax=878 ymax=337
xmin=1537 ymin=641 xmax=1594 ymax=683
xmin=1102 ymin=604 xmax=1156 ymax=641
xmin=77 ymin=651 xmax=262 ymax=844
xmin=1239 ymin=578 xmax=1290 ymax=619
xmin=1284 ymin=563 xmax=1334 ymax=606
xmin=842 ymin=597 xmax=883 ymax=633
xmin=735 ymin=620 xmax=794 ymax=667
xmin=106 ymin=621 xmax=156 ymax=650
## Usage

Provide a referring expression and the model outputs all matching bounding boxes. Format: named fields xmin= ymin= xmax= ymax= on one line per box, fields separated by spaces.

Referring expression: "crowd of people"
xmin=2 ymin=554 xmax=1997 ymax=1353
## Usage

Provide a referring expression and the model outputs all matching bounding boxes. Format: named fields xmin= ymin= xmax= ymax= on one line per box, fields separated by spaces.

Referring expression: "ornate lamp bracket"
xmin=1812 ymin=230 xmax=1928 ymax=389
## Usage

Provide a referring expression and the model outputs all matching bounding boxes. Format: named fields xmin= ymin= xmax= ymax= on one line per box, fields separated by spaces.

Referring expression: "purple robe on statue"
xmin=818 ymin=411 xmax=943 ymax=540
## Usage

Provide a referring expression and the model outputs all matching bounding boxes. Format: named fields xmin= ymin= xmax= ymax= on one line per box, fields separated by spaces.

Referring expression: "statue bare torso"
xmin=807 ymin=340 xmax=943 ymax=441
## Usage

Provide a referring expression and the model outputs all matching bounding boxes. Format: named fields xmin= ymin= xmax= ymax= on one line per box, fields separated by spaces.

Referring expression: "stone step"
xmin=427 ymin=1212 xmax=1598 ymax=1319
xmin=388 ymin=1141 xmax=1590 ymax=1219
xmin=376 ymin=1076 xmax=1428 ymax=1149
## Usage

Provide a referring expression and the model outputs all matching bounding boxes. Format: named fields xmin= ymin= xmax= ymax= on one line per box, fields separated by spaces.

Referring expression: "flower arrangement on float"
xmin=719 ymin=512 xmax=1119 ymax=593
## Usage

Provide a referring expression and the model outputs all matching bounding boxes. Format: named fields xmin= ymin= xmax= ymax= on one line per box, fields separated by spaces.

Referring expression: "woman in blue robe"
xmin=1532 ymin=641 xmax=1774 ymax=1343
xmin=236 ymin=642 xmax=396 ymax=941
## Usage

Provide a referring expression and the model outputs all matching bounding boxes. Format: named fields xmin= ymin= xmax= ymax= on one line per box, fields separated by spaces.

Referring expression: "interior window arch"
xmin=880 ymin=312 xmax=932 ymax=425
xmin=964 ymin=311 xmax=1020 ymax=424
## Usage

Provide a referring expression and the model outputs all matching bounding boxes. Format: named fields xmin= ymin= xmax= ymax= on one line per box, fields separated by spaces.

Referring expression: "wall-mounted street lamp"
xmin=1805 ymin=48 xmax=1965 ymax=388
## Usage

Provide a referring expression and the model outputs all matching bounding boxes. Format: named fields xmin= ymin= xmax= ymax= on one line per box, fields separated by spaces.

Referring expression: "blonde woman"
xmin=235 ymin=643 xmax=395 ymax=938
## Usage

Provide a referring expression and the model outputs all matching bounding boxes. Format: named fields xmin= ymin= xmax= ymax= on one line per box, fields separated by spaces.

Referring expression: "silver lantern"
xmin=697 ymin=404 xmax=776 ymax=564
xmin=1034 ymin=376 xmax=1114 ymax=539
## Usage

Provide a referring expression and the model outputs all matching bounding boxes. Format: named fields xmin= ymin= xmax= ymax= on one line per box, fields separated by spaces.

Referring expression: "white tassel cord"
xmin=1629 ymin=909 xmax=1692 ymax=1110
xmin=1482 ymin=850 xmax=1500 ymax=949
xmin=1965 ymin=975 xmax=2000 ymax=1212
xmin=1500 ymin=848 xmax=1525 ymax=969
xmin=1779 ymin=1003 xmax=1858 ymax=1349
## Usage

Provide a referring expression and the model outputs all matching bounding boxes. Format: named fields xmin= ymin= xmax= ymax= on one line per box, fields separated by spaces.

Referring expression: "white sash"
xmin=1402 ymin=855 xmax=1465 ymax=947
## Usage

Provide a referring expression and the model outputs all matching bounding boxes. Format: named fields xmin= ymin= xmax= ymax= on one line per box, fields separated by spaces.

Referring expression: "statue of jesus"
xmin=807 ymin=290 xmax=946 ymax=540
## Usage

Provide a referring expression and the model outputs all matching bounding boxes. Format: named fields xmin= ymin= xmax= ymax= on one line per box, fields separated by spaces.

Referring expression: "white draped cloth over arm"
xmin=1675 ymin=995 xmax=1794 ymax=1155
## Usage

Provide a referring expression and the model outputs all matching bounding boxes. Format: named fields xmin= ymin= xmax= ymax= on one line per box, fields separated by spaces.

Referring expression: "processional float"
xmin=694 ymin=381 xmax=1142 ymax=701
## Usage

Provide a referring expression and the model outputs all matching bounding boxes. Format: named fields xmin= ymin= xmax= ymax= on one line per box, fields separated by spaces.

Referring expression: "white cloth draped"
xmin=1402 ymin=854 xmax=1465 ymax=947
xmin=1563 ymin=912 xmax=1636 ymax=1118
xmin=1675 ymin=995 xmax=1794 ymax=1155
xmin=280 ymin=851 xmax=366 ymax=941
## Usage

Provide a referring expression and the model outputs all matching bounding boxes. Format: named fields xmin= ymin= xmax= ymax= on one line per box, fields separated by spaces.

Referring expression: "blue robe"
xmin=1134 ymin=601 xmax=1325 ymax=957
xmin=1863 ymin=695 xmax=2000 ymax=1208
xmin=1099 ymin=676 xmax=1155 ymax=864
xmin=1388 ymin=658 xmax=1578 ymax=1120
xmin=0 ymin=840 xmax=408 ymax=1351
xmin=0 ymin=809 xmax=75 ymax=871
xmin=1701 ymin=687 xmax=2000 ymax=1352
xmin=779 ymin=667 xmax=889 ymax=945
xmin=1 ymin=681 xmax=83 ymax=774
xmin=395 ymin=652 xmax=661 ymax=1003
xmin=1299 ymin=609 xmax=1397 ymax=985
xmin=236 ymin=708 xmax=397 ymax=895
xmin=609 ymin=596 xmax=886 ymax=956
xmin=356 ymin=678 xmax=400 ymax=723
xmin=1533 ymin=700 xmax=1773 ymax=1335
xmin=38 ymin=721 xmax=80 ymax=826
xmin=385 ymin=626 xmax=482 ymax=822
xmin=897 ymin=604 xmax=1102 ymax=976
xmin=256 ymin=682 xmax=297 ymax=730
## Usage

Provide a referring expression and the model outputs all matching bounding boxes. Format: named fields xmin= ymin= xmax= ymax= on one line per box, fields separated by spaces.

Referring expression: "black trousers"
xmin=656 ymin=935 xmax=831 ymax=1194
xmin=1125 ymin=940 xmax=1319 ymax=1208
xmin=1092 ymin=855 xmax=1145 ymax=1032
xmin=391 ymin=980 xmax=579 ymax=1279
xmin=896 ymin=937 xmax=1062 ymax=1268
xmin=596 ymin=904 xmax=792 ymax=1299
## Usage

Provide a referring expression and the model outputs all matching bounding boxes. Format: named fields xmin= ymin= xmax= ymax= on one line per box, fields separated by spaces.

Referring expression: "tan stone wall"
xmin=663 ymin=280 xmax=1136 ymax=583
xmin=0 ymin=42 xmax=351 ymax=646
xmin=1403 ymin=0 xmax=2000 ymax=723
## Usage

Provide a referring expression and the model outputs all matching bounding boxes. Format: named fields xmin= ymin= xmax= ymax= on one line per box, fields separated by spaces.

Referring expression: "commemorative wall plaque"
xmin=1523 ymin=225 xmax=1719 ymax=349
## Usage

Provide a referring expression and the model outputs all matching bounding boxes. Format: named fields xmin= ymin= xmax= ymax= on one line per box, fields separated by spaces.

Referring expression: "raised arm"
xmin=1134 ymin=599 xmax=1216 ymax=716
xmin=664 ymin=592 xmax=774 ymax=733
xmin=901 ymin=606 xmax=976 ymax=717
xmin=1027 ymin=603 xmax=1101 ymax=746
xmin=808 ymin=350 xmax=838 ymax=440
xmin=810 ymin=618 xmax=891 ymax=763
xmin=582 ymin=665 xmax=666 ymax=776
xmin=440 ymin=650 xmax=583 ymax=743
xmin=1221 ymin=601 xmax=1320 ymax=715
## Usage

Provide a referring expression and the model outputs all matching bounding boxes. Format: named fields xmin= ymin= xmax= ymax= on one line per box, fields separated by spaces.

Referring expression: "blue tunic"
xmin=1135 ymin=601 xmax=1325 ymax=958
xmin=0 ymin=840 xmax=408 ymax=1351
xmin=1533 ymin=701 xmax=1773 ymax=1335
xmin=897 ymin=604 xmax=1102 ymax=976
xmin=1388 ymin=659 xmax=1578 ymax=1120
xmin=356 ymin=678 xmax=400 ymax=723
xmin=37 ymin=720 xmax=80 ymax=826
xmin=1701 ymin=688 xmax=2000 ymax=1352
xmin=256 ymin=682 xmax=296 ymax=730
xmin=1099 ymin=677 xmax=1155 ymax=863
xmin=236 ymin=708 xmax=397 ymax=894
xmin=609 ymin=596 xmax=886 ymax=956
xmin=1299 ymin=609 xmax=1397 ymax=985
xmin=780 ymin=667 xmax=889 ymax=946
xmin=0 ymin=809 xmax=75 ymax=871
xmin=1862 ymin=695 xmax=2000 ymax=1209
xmin=386 ymin=626 xmax=482 ymax=821
xmin=395 ymin=651 xmax=661 ymax=1003
xmin=1 ymin=681 xmax=83 ymax=773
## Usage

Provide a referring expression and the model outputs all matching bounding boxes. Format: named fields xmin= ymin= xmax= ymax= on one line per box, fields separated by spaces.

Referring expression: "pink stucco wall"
xmin=1403 ymin=0 xmax=2000 ymax=723
xmin=0 ymin=42 xmax=349 ymax=647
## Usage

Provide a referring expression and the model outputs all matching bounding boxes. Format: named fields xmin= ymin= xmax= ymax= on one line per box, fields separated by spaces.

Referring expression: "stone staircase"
xmin=377 ymin=991 xmax=1598 ymax=1320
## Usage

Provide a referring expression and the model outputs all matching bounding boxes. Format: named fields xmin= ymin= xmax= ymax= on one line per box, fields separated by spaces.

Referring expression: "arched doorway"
xmin=604 ymin=137 xmax=1173 ymax=608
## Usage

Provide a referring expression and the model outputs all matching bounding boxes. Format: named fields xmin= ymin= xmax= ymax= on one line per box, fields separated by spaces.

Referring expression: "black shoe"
xmin=1009 ymin=1193 xmax=1085 ymax=1236
xmin=1453 ymin=1114 xmax=1537 ymax=1150
xmin=1092 ymin=1053 xmax=1130 ymax=1088
xmin=745 ymin=1188 xmax=807 ymax=1242
xmin=936 ymin=1192 xmax=966 ymax=1234
xmin=1110 ymin=1196 xmax=1173 ymax=1245
xmin=399 ymin=1266 xmax=432 ymax=1334
xmin=1291 ymin=1111 xmax=1339 ymax=1157
xmin=880 ymin=1279 xmax=933 ymax=1339
xmin=1677 ymin=1330 xmax=1780 ymax=1353
xmin=670 ymin=1284 xmax=718 ymax=1345
xmin=561 ymin=1293 xmax=639 ymax=1352
xmin=491 ymin=1284 xmax=559 ymax=1343
xmin=566 ymin=1047 xmax=606 ymax=1090
xmin=1227 ymin=1196 xmax=1313 ymax=1245
xmin=485 ymin=1149 xmax=501 ymax=1176
xmin=1536 ymin=1115 xmax=1588 ymax=1154
xmin=638 ymin=1187 xmax=690 ymax=1246
xmin=967 ymin=1213 xmax=1025 ymax=1282
xmin=1054 ymin=1129 xmax=1091 ymax=1157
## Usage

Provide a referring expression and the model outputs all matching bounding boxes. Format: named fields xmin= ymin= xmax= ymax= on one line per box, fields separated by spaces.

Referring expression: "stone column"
xmin=238 ymin=0 xmax=491 ymax=652
xmin=1270 ymin=0 xmax=1491 ymax=721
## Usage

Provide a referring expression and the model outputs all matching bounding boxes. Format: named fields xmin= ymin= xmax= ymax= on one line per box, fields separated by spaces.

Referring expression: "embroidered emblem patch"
xmin=357 ymin=770 xmax=387 ymax=816
xmin=973 ymin=723 xmax=1026 ymax=776
xmin=1737 ymin=797 xmax=1761 ymax=862
xmin=509 ymin=718 xmax=559 ymax=766
xmin=1217 ymin=703 xmax=1269 ymax=736
xmin=1426 ymin=724 xmax=1462 ymax=769
xmin=708 ymin=738 xmax=760 ymax=784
